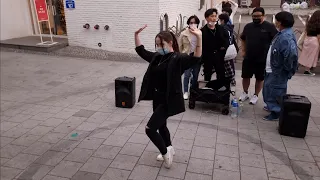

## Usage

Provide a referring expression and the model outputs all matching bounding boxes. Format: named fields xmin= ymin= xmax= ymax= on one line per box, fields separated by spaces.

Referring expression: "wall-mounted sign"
xmin=35 ymin=0 xmax=48 ymax=21
xmin=66 ymin=0 xmax=75 ymax=9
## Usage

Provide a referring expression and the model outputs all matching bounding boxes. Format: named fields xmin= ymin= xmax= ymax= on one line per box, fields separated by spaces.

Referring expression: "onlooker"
xmin=217 ymin=13 xmax=237 ymax=84
xmin=240 ymin=7 xmax=278 ymax=105
xmin=201 ymin=8 xmax=230 ymax=82
xmin=298 ymin=10 xmax=320 ymax=76
xmin=179 ymin=15 xmax=202 ymax=100
xmin=216 ymin=0 xmax=238 ymax=24
xmin=263 ymin=11 xmax=298 ymax=120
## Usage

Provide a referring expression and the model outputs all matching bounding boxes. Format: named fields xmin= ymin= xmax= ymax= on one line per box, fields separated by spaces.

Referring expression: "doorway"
xmin=39 ymin=0 xmax=67 ymax=35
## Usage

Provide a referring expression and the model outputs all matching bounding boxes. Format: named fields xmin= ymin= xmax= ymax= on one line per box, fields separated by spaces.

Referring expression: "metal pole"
xmin=45 ymin=0 xmax=54 ymax=43
xmin=32 ymin=0 xmax=44 ymax=44
xmin=237 ymin=15 xmax=241 ymax=44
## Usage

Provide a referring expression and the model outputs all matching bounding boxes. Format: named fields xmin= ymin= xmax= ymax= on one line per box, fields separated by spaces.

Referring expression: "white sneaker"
xmin=183 ymin=93 xmax=189 ymax=100
xmin=218 ymin=86 xmax=226 ymax=91
xmin=163 ymin=147 xmax=174 ymax=169
xmin=250 ymin=95 xmax=259 ymax=105
xmin=239 ymin=92 xmax=249 ymax=101
xmin=156 ymin=146 xmax=175 ymax=161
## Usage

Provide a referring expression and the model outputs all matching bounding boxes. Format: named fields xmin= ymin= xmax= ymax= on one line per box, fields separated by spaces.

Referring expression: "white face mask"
xmin=189 ymin=24 xmax=198 ymax=29
xmin=208 ymin=21 xmax=217 ymax=26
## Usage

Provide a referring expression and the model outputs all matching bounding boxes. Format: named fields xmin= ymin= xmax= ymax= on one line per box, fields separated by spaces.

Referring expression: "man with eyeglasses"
xmin=239 ymin=7 xmax=278 ymax=105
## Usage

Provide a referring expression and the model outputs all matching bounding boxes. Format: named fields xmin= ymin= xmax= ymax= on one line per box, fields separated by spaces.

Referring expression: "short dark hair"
xmin=219 ymin=14 xmax=230 ymax=23
xmin=222 ymin=1 xmax=232 ymax=8
xmin=205 ymin=8 xmax=218 ymax=18
xmin=222 ymin=7 xmax=233 ymax=16
xmin=275 ymin=11 xmax=295 ymax=28
xmin=252 ymin=7 xmax=265 ymax=15
xmin=187 ymin=15 xmax=200 ymax=25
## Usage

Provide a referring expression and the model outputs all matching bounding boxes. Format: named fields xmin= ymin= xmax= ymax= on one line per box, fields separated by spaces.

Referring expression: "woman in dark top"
xmin=298 ymin=10 xmax=320 ymax=76
xmin=134 ymin=25 xmax=202 ymax=168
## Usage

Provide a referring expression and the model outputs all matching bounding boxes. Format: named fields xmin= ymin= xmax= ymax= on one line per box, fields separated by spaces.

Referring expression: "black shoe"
xmin=304 ymin=71 xmax=315 ymax=76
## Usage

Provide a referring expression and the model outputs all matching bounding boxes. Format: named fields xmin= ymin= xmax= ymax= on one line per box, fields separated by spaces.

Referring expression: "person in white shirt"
xmin=215 ymin=0 xmax=239 ymax=24
xmin=178 ymin=15 xmax=202 ymax=100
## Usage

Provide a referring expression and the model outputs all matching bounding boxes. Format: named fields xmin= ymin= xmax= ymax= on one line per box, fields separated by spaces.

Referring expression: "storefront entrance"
xmin=39 ymin=0 xmax=67 ymax=35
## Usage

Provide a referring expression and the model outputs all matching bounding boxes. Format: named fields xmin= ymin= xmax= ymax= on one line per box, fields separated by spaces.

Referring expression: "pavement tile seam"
xmin=2 ymin=52 xmax=320 ymax=180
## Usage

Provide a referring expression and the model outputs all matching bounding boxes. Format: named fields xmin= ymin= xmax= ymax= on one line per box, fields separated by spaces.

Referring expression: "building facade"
xmin=1 ymin=0 xmax=316 ymax=54
xmin=1 ymin=0 xmax=210 ymax=54
xmin=239 ymin=0 xmax=318 ymax=8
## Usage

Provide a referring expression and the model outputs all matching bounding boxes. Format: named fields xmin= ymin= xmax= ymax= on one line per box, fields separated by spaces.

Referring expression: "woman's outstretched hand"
xmin=135 ymin=25 xmax=147 ymax=47
xmin=135 ymin=25 xmax=147 ymax=35
xmin=189 ymin=27 xmax=202 ymax=37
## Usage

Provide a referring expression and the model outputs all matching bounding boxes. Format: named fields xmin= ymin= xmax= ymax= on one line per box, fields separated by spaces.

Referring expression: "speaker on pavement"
xmin=278 ymin=94 xmax=311 ymax=138
xmin=115 ymin=76 xmax=136 ymax=108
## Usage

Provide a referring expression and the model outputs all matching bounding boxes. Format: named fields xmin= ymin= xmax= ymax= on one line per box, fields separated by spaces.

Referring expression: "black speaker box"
xmin=115 ymin=76 xmax=136 ymax=108
xmin=279 ymin=94 xmax=311 ymax=138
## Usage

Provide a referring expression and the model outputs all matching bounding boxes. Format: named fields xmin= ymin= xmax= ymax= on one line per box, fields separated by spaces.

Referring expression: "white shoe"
xmin=218 ymin=86 xmax=226 ymax=91
xmin=163 ymin=147 xmax=174 ymax=169
xmin=156 ymin=146 xmax=175 ymax=161
xmin=183 ymin=93 xmax=189 ymax=100
xmin=239 ymin=92 xmax=249 ymax=101
xmin=250 ymin=95 xmax=259 ymax=105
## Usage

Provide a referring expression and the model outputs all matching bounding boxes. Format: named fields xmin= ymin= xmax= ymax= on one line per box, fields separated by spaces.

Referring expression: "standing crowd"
xmin=133 ymin=0 xmax=320 ymax=169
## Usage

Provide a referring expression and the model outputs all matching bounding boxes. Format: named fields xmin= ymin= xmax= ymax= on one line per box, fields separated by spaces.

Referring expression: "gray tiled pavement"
xmin=1 ymin=51 xmax=320 ymax=180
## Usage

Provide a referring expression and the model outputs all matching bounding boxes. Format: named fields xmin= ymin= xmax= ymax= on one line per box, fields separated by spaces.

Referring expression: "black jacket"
xmin=136 ymin=45 xmax=201 ymax=116
xmin=222 ymin=24 xmax=235 ymax=44
xmin=201 ymin=24 xmax=229 ymax=60
xmin=222 ymin=24 xmax=239 ymax=52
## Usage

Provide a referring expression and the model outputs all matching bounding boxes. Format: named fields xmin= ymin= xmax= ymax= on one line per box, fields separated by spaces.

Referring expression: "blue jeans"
xmin=263 ymin=72 xmax=289 ymax=114
xmin=183 ymin=63 xmax=201 ymax=93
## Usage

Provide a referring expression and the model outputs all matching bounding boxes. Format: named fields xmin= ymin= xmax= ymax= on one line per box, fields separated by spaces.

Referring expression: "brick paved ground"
xmin=1 ymin=51 xmax=320 ymax=180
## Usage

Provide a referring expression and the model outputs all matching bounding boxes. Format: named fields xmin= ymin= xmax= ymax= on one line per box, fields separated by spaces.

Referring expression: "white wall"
xmin=64 ymin=0 xmax=160 ymax=54
xmin=159 ymin=0 xmax=210 ymax=30
xmin=64 ymin=0 xmax=210 ymax=54
xmin=0 ymin=0 xmax=34 ymax=40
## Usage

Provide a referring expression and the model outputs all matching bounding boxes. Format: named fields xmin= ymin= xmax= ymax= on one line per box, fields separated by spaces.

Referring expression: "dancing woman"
xmin=134 ymin=25 xmax=202 ymax=168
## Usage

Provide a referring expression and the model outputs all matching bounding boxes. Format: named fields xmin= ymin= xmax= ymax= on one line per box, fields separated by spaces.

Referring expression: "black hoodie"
xmin=201 ymin=24 xmax=229 ymax=60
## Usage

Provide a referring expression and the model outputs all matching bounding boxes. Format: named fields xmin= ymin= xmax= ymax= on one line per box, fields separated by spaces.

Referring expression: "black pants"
xmin=203 ymin=51 xmax=226 ymax=81
xmin=145 ymin=91 xmax=172 ymax=155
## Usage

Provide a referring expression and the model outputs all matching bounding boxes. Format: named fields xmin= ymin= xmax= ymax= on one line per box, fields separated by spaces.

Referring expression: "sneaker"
xmin=263 ymin=106 xmax=269 ymax=112
xmin=157 ymin=146 xmax=175 ymax=161
xmin=183 ymin=93 xmax=189 ymax=100
xmin=239 ymin=92 xmax=249 ymax=101
xmin=231 ymin=80 xmax=236 ymax=86
xmin=249 ymin=95 xmax=259 ymax=105
xmin=304 ymin=71 xmax=315 ymax=76
xmin=163 ymin=147 xmax=174 ymax=168
xmin=263 ymin=112 xmax=279 ymax=121
xmin=218 ymin=86 xmax=226 ymax=91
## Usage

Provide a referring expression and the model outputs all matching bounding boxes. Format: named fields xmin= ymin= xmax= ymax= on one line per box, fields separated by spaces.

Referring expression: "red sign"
xmin=34 ymin=0 xmax=48 ymax=21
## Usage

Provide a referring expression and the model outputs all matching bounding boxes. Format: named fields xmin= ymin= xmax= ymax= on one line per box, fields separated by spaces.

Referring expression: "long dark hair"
xmin=306 ymin=10 xmax=320 ymax=35
xmin=155 ymin=31 xmax=180 ymax=52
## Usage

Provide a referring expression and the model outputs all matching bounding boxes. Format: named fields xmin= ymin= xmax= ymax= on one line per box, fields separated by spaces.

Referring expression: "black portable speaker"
xmin=278 ymin=94 xmax=311 ymax=138
xmin=115 ymin=76 xmax=136 ymax=108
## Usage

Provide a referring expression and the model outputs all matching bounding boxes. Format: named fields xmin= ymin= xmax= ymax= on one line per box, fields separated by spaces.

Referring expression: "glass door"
xmin=39 ymin=0 xmax=67 ymax=35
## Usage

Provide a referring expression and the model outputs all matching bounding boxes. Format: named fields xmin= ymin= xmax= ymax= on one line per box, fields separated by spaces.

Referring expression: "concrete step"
xmin=0 ymin=36 xmax=68 ymax=52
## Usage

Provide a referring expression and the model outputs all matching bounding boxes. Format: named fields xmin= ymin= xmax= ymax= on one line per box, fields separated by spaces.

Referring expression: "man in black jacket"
xmin=201 ymin=8 xmax=230 ymax=82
